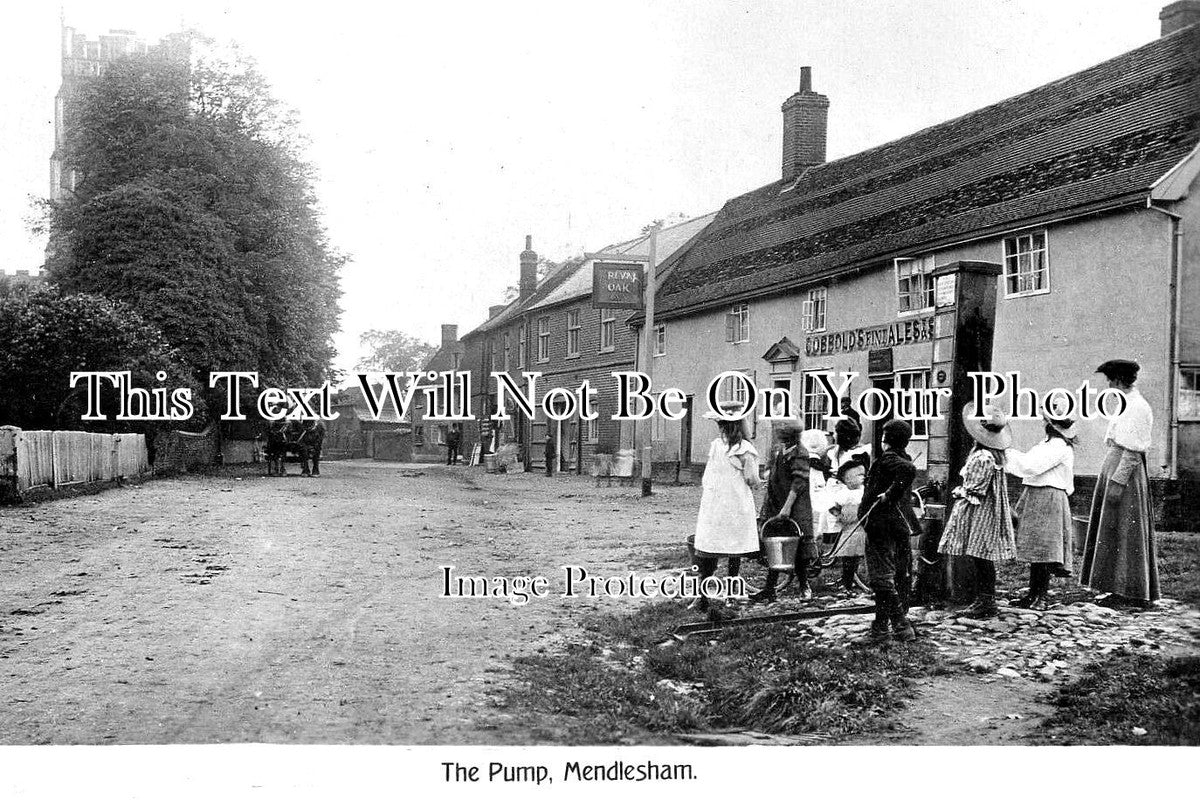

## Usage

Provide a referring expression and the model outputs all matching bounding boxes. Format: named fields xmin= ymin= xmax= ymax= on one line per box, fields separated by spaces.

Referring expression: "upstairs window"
xmin=518 ymin=324 xmax=527 ymax=368
xmin=503 ymin=332 xmax=511 ymax=371
xmin=802 ymin=287 xmax=827 ymax=333
xmin=567 ymin=310 xmax=581 ymax=357
xmin=537 ymin=316 xmax=550 ymax=363
xmin=653 ymin=323 xmax=666 ymax=357
xmin=895 ymin=255 xmax=935 ymax=315
xmin=1004 ymin=231 xmax=1050 ymax=297
xmin=725 ymin=303 xmax=750 ymax=343
xmin=489 ymin=339 xmax=499 ymax=371
xmin=600 ymin=310 xmax=616 ymax=352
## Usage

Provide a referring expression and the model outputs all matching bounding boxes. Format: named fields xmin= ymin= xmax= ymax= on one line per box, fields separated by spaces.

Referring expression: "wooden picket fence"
xmin=0 ymin=427 xmax=149 ymax=497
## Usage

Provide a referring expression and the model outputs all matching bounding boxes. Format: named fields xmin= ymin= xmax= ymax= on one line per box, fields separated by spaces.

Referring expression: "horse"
xmin=263 ymin=420 xmax=318 ymax=477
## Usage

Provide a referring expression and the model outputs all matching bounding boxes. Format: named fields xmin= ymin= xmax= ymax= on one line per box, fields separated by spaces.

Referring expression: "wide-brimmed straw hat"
xmin=703 ymin=401 xmax=752 ymax=437
xmin=701 ymin=400 xmax=749 ymax=421
xmin=962 ymin=402 xmax=1012 ymax=450
xmin=1042 ymin=409 xmax=1078 ymax=440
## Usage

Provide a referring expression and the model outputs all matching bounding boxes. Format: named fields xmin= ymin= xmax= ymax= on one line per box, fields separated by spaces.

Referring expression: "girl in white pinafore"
xmin=693 ymin=409 xmax=761 ymax=618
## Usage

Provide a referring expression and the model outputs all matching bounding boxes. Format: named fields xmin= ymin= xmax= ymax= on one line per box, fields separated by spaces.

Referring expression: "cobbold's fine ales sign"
xmin=805 ymin=316 xmax=934 ymax=356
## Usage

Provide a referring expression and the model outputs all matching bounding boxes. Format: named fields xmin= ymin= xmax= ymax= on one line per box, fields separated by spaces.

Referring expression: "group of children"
xmin=690 ymin=358 xmax=1161 ymax=634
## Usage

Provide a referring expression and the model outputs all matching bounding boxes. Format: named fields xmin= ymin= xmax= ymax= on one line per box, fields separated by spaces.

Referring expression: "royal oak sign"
xmin=592 ymin=261 xmax=646 ymax=309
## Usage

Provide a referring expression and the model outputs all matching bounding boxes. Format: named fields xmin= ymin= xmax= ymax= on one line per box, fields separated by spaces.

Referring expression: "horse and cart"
xmin=261 ymin=420 xmax=325 ymax=477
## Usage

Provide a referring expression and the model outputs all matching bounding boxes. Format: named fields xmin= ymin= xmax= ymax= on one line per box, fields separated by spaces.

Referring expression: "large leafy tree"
xmin=355 ymin=330 xmax=438 ymax=373
xmin=53 ymin=182 xmax=255 ymax=375
xmin=0 ymin=287 xmax=200 ymax=431
xmin=44 ymin=32 xmax=343 ymax=387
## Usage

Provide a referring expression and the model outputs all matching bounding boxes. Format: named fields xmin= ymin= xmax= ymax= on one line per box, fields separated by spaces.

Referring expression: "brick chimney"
xmin=1161 ymin=1 xmax=1200 ymax=34
xmin=519 ymin=235 xmax=538 ymax=300
xmin=440 ymin=324 xmax=458 ymax=346
xmin=781 ymin=66 xmax=829 ymax=182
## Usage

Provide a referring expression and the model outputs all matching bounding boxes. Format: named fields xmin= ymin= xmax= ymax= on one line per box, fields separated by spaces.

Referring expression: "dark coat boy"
xmin=860 ymin=419 xmax=919 ymax=643
xmin=750 ymin=424 xmax=817 ymax=603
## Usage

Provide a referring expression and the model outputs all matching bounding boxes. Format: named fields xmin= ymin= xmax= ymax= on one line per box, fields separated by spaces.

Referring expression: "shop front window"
xmin=896 ymin=369 xmax=931 ymax=438
xmin=801 ymin=371 xmax=829 ymax=432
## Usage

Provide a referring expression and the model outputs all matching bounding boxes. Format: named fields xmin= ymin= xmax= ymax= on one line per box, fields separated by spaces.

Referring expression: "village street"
xmin=0 ymin=463 xmax=690 ymax=744
xmin=3 ymin=462 xmax=1200 ymax=746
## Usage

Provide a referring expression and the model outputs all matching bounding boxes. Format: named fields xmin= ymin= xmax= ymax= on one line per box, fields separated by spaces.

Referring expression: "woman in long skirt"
xmin=1005 ymin=411 xmax=1077 ymax=610
xmin=693 ymin=405 xmax=761 ymax=620
xmin=938 ymin=403 xmax=1015 ymax=619
xmin=1081 ymin=359 xmax=1159 ymax=609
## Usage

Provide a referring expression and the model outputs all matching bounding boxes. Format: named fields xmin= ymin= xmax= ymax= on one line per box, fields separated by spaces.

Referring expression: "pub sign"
xmin=592 ymin=261 xmax=646 ymax=309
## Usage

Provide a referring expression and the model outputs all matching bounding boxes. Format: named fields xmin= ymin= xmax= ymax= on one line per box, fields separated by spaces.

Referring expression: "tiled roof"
xmin=526 ymin=212 xmax=717 ymax=312
xmin=654 ymin=24 xmax=1200 ymax=318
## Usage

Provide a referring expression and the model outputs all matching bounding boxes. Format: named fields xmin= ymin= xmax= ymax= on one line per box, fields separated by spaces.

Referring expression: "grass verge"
xmin=490 ymin=601 xmax=951 ymax=744
xmin=1034 ymin=653 xmax=1200 ymax=745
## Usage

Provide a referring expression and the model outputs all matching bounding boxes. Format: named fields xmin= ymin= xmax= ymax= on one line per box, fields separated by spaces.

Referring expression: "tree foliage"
xmin=0 ymin=287 xmax=200 ymax=431
xmin=641 ymin=212 xmax=691 ymax=235
xmin=44 ymin=32 xmax=343 ymax=386
xmin=52 ymin=182 xmax=254 ymax=375
xmin=355 ymin=330 xmax=438 ymax=373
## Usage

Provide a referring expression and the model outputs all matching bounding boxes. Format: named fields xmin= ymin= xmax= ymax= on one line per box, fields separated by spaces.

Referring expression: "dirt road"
xmin=0 ymin=462 xmax=691 ymax=744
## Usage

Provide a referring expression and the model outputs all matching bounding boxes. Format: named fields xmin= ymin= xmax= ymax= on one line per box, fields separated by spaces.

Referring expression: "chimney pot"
xmin=781 ymin=67 xmax=830 ymax=182
xmin=1161 ymin=1 xmax=1200 ymax=35
xmin=519 ymin=235 xmax=539 ymax=300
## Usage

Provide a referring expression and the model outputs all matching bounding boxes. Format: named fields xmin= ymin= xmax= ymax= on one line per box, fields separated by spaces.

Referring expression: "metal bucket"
xmin=761 ymin=516 xmax=802 ymax=571
xmin=762 ymin=536 xmax=800 ymax=571
xmin=484 ymin=454 xmax=499 ymax=473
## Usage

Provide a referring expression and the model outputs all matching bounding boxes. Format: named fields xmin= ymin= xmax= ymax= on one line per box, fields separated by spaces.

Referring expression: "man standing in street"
xmin=544 ymin=431 xmax=556 ymax=477
xmin=859 ymin=419 xmax=919 ymax=644
xmin=445 ymin=424 xmax=461 ymax=466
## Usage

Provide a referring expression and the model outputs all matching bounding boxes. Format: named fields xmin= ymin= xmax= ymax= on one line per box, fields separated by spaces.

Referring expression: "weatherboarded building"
xmin=637 ymin=8 xmax=1200 ymax=525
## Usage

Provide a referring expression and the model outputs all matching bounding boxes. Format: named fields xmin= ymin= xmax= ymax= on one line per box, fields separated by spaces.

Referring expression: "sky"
xmin=0 ymin=0 xmax=1176 ymax=374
